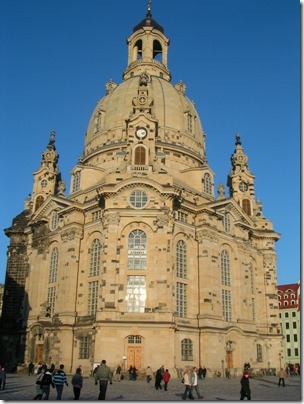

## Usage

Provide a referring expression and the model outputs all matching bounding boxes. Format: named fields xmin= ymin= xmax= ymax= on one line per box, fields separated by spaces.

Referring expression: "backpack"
xmin=36 ymin=372 xmax=44 ymax=385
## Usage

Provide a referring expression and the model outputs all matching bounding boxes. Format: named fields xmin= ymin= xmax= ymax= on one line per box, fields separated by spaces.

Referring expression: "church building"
xmin=1 ymin=4 xmax=282 ymax=376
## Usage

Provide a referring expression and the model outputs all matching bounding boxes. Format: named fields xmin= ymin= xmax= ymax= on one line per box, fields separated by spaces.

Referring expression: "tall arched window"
xmin=181 ymin=338 xmax=193 ymax=361
xmin=35 ymin=195 xmax=44 ymax=211
xmin=242 ymin=198 xmax=251 ymax=216
xmin=72 ymin=171 xmax=81 ymax=192
xmin=128 ymin=230 xmax=147 ymax=270
xmin=134 ymin=146 xmax=146 ymax=165
xmin=49 ymin=247 xmax=59 ymax=284
xmin=176 ymin=240 xmax=187 ymax=278
xmin=133 ymin=39 xmax=143 ymax=60
xmin=204 ymin=173 xmax=212 ymax=194
xmin=221 ymin=250 xmax=230 ymax=286
xmin=89 ymin=239 xmax=101 ymax=277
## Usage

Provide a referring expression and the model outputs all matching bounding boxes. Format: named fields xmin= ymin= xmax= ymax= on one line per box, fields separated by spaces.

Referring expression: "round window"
xmin=129 ymin=190 xmax=148 ymax=209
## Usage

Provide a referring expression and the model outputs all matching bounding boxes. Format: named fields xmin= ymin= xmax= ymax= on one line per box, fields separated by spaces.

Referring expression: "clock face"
xmin=41 ymin=179 xmax=48 ymax=188
xmin=239 ymin=181 xmax=248 ymax=192
xmin=136 ymin=127 xmax=147 ymax=139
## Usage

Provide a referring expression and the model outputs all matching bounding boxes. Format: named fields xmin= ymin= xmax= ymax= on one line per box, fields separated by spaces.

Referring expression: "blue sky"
xmin=0 ymin=0 xmax=300 ymax=285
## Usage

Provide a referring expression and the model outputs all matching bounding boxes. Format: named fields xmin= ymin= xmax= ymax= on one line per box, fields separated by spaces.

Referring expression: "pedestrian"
xmin=202 ymin=366 xmax=207 ymax=379
xmin=53 ymin=364 xmax=69 ymax=399
xmin=71 ymin=367 xmax=83 ymax=400
xmin=33 ymin=368 xmax=45 ymax=400
xmin=132 ymin=366 xmax=138 ymax=381
xmin=128 ymin=365 xmax=133 ymax=381
xmin=114 ymin=364 xmax=122 ymax=382
xmin=29 ymin=361 xmax=35 ymax=376
xmin=278 ymin=368 xmax=286 ymax=387
xmin=182 ymin=368 xmax=195 ymax=400
xmin=40 ymin=366 xmax=55 ymax=400
xmin=192 ymin=367 xmax=203 ymax=398
xmin=0 ymin=367 xmax=6 ymax=390
xmin=163 ymin=368 xmax=171 ymax=391
xmin=240 ymin=370 xmax=251 ymax=400
xmin=198 ymin=367 xmax=203 ymax=380
xmin=93 ymin=365 xmax=100 ymax=376
xmin=94 ymin=359 xmax=113 ymax=400
xmin=154 ymin=368 xmax=163 ymax=390
xmin=146 ymin=366 xmax=152 ymax=383
xmin=244 ymin=362 xmax=250 ymax=371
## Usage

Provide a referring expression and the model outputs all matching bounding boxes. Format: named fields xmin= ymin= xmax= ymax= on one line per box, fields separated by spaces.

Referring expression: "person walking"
xmin=40 ymin=366 xmax=55 ymax=400
xmin=71 ymin=367 xmax=83 ymax=400
xmin=33 ymin=368 xmax=45 ymax=400
xmin=182 ymin=368 xmax=195 ymax=400
xmin=146 ymin=366 xmax=152 ymax=383
xmin=163 ymin=369 xmax=171 ymax=391
xmin=278 ymin=368 xmax=286 ymax=387
xmin=28 ymin=362 xmax=35 ymax=376
xmin=240 ymin=371 xmax=251 ymax=400
xmin=0 ymin=367 xmax=6 ymax=391
xmin=94 ymin=359 xmax=113 ymax=400
xmin=154 ymin=368 xmax=163 ymax=390
xmin=53 ymin=364 xmax=69 ymax=399
xmin=192 ymin=367 xmax=203 ymax=398
xmin=114 ymin=364 xmax=122 ymax=382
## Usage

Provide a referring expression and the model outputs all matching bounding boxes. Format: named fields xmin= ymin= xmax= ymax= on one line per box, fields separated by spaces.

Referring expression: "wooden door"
xmin=127 ymin=347 xmax=142 ymax=370
xmin=226 ymin=351 xmax=233 ymax=368
xmin=36 ymin=344 xmax=43 ymax=363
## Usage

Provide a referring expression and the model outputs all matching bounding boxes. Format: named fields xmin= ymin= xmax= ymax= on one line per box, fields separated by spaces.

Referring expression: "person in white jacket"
xmin=192 ymin=367 xmax=203 ymax=399
xmin=182 ymin=368 xmax=195 ymax=400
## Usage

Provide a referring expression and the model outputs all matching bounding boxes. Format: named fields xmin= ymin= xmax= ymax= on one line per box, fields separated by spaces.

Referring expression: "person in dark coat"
xmin=154 ymin=368 xmax=163 ymax=390
xmin=240 ymin=371 xmax=251 ymax=400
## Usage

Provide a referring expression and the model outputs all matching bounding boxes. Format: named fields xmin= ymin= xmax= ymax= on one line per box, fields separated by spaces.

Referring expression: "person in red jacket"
xmin=163 ymin=369 xmax=171 ymax=391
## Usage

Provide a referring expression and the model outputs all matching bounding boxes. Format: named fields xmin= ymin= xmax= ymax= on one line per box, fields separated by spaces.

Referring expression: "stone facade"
xmin=1 ymin=5 xmax=283 ymax=376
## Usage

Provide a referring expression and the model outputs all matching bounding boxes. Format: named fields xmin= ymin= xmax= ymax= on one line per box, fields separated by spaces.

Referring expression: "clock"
xmin=136 ymin=127 xmax=147 ymax=139
xmin=239 ymin=181 xmax=248 ymax=192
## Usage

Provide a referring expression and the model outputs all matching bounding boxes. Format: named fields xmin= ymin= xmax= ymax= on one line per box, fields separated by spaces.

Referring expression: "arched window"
xmin=49 ymin=247 xmax=59 ymax=284
xmin=35 ymin=195 xmax=44 ymax=211
xmin=128 ymin=230 xmax=147 ymax=270
xmin=204 ymin=173 xmax=212 ymax=194
xmin=89 ymin=239 xmax=101 ymax=277
xmin=176 ymin=240 xmax=187 ymax=278
xmin=187 ymin=114 xmax=193 ymax=133
xmin=72 ymin=171 xmax=81 ymax=192
xmin=153 ymin=39 xmax=162 ymax=61
xmin=133 ymin=39 xmax=143 ymax=60
xmin=181 ymin=338 xmax=193 ymax=361
xmin=50 ymin=211 xmax=59 ymax=231
xmin=134 ymin=146 xmax=146 ymax=165
xmin=242 ymin=198 xmax=251 ymax=216
xmin=221 ymin=250 xmax=230 ymax=286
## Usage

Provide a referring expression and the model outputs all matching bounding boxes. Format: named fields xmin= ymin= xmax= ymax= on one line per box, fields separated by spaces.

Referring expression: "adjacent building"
xmin=277 ymin=282 xmax=301 ymax=368
xmin=1 ymin=5 xmax=282 ymax=376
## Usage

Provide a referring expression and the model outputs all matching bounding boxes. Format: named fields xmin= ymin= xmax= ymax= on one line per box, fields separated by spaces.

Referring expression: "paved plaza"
xmin=0 ymin=373 xmax=301 ymax=401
